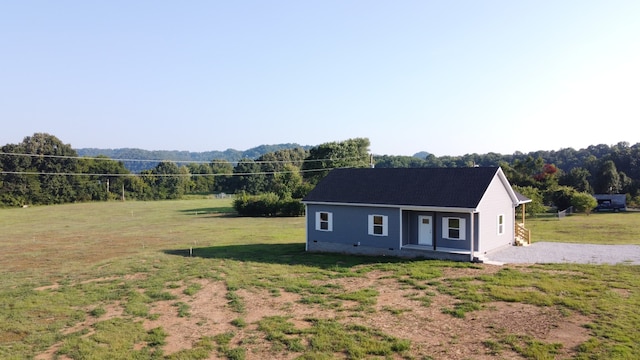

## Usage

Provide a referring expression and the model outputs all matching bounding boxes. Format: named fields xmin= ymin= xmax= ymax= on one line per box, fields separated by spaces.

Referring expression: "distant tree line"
xmin=0 ymin=134 xmax=370 ymax=211
xmin=2 ymin=133 xmax=639 ymax=215
xmin=375 ymin=141 xmax=640 ymax=212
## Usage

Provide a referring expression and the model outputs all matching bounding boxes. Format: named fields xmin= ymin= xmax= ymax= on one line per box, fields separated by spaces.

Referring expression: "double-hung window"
xmin=443 ymin=217 xmax=465 ymax=240
xmin=368 ymin=215 xmax=388 ymax=236
xmin=497 ymin=214 xmax=505 ymax=235
xmin=316 ymin=211 xmax=332 ymax=231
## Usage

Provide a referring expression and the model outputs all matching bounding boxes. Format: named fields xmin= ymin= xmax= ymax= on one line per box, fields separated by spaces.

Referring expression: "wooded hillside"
xmin=77 ymin=144 xmax=312 ymax=173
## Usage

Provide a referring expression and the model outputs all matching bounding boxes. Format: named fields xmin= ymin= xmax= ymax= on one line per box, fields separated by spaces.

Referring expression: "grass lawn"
xmin=1 ymin=199 xmax=639 ymax=359
xmin=526 ymin=211 xmax=640 ymax=244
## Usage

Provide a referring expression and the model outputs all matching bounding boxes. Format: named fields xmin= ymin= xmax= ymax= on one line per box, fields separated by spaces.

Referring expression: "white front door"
xmin=418 ymin=215 xmax=433 ymax=246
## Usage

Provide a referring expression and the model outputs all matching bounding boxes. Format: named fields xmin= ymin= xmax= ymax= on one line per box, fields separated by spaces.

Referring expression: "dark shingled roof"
xmin=303 ymin=167 xmax=502 ymax=208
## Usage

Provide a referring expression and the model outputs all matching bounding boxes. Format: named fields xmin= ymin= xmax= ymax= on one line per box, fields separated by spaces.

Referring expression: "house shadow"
xmin=163 ymin=243 xmax=407 ymax=270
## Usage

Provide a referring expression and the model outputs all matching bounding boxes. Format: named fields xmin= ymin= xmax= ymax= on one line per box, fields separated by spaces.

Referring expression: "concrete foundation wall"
xmin=307 ymin=240 xmax=473 ymax=262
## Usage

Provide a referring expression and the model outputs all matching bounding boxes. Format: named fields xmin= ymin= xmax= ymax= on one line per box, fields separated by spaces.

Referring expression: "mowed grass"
xmin=0 ymin=199 xmax=639 ymax=359
xmin=527 ymin=211 xmax=640 ymax=244
xmin=0 ymin=199 xmax=300 ymax=283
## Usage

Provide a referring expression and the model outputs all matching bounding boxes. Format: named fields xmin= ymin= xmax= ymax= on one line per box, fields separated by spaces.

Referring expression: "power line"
xmin=0 ymin=152 xmax=367 ymax=165
xmin=0 ymin=167 xmax=339 ymax=178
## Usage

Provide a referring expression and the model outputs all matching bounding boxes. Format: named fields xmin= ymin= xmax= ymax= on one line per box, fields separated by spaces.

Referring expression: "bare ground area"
xmin=35 ymin=265 xmax=593 ymax=360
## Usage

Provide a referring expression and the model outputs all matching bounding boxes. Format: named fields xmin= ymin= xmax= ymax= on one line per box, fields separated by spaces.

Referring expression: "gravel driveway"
xmin=485 ymin=242 xmax=640 ymax=265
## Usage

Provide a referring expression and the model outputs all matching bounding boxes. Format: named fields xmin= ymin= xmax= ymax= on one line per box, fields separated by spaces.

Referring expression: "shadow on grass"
xmin=178 ymin=207 xmax=236 ymax=215
xmin=163 ymin=243 xmax=406 ymax=269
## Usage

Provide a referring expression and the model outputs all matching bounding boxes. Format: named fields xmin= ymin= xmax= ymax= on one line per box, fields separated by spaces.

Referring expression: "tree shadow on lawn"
xmin=163 ymin=243 xmax=408 ymax=269
xmin=178 ymin=207 xmax=236 ymax=216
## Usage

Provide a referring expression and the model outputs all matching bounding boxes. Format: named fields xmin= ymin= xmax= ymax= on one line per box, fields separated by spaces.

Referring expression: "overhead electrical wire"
xmin=0 ymin=151 xmax=371 ymax=177
xmin=0 ymin=152 xmax=367 ymax=164
xmin=0 ymin=167 xmax=347 ymax=178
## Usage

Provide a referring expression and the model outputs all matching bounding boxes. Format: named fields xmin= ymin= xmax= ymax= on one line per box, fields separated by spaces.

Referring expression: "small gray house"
xmin=302 ymin=166 xmax=530 ymax=262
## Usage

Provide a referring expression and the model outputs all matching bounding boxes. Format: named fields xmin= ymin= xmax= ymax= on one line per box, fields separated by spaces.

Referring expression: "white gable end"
xmin=476 ymin=171 xmax=516 ymax=252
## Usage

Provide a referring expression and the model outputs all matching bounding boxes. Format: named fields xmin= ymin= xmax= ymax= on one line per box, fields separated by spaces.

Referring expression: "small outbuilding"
xmin=593 ymin=194 xmax=627 ymax=212
xmin=302 ymin=167 xmax=530 ymax=262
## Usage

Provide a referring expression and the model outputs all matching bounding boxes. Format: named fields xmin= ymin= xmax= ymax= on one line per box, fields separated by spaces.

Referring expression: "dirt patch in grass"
xmin=473 ymin=302 xmax=591 ymax=358
xmin=332 ymin=269 xmax=591 ymax=359
xmin=144 ymin=279 xmax=236 ymax=355
xmin=35 ymin=302 xmax=124 ymax=360
xmin=35 ymin=265 xmax=594 ymax=359
xmin=609 ymin=287 xmax=632 ymax=298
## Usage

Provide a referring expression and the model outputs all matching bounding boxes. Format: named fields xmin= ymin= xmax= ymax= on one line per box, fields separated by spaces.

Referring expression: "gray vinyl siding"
xmin=402 ymin=211 xmax=475 ymax=251
xmin=476 ymin=174 xmax=515 ymax=253
xmin=306 ymin=204 xmax=401 ymax=250
xmin=434 ymin=212 xmax=472 ymax=250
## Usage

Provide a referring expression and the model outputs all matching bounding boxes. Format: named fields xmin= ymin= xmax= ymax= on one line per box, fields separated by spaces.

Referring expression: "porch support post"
xmin=522 ymin=203 xmax=526 ymax=226
xmin=398 ymin=208 xmax=403 ymax=250
xmin=469 ymin=211 xmax=475 ymax=262
xmin=304 ymin=204 xmax=309 ymax=251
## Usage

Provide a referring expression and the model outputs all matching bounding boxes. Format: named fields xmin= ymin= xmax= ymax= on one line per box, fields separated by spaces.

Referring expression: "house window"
xmin=497 ymin=214 xmax=505 ymax=235
xmin=315 ymin=211 xmax=332 ymax=231
xmin=368 ymin=215 xmax=388 ymax=236
xmin=443 ymin=217 xmax=465 ymax=240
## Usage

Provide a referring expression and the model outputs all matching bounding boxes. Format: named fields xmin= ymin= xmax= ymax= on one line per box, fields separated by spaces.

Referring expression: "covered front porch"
xmin=514 ymin=192 xmax=532 ymax=246
xmin=399 ymin=208 xmax=479 ymax=261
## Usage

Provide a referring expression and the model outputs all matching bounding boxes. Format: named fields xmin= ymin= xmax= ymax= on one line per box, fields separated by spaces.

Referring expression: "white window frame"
xmin=315 ymin=211 xmax=333 ymax=231
xmin=368 ymin=214 xmax=388 ymax=236
xmin=443 ymin=217 xmax=466 ymax=240
xmin=497 ymin=214 xmax=505 ymax=235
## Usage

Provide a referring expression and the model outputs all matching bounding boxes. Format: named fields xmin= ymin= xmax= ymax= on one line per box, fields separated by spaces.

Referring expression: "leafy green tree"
xmin=77 ymin=156 xmax=131 ymax=201
xmin=423 ymin=153 xmax=445 ymax=167
xmin=232 ymin=159 xmax=266 ymax=194
xmin=0 ymin=133 xmax=80 ymax=205
xmin=186 ymin=163 xmax=216 ymax=194
xmin=513 ymin=185 xmax=546 ymax=216
xmin=547 ymin=185 xmax=578 ymax=211
xmin=533 ymin=163 xmax=560 ymax=188
xmin=271 ymin=164 xmax=304 ymax=199
xmin=559 ymin=167 xmax=592 ymax=193
xmin=373 ymin=155 xmax=428 ymax=168
xmin=145 ymin=161 xmax=188 ymax=199
xmin=210 ymin=160 xmax=234 ymax=193
xmin=124 ymin=175 xmax=151 ymax=200
xmin=501 ymin=158 xmax=538 ymax=187
xmin=257 ymin=148 xmax=308 ymax=193
xmin=257 ymin=148 xmax=308 ymax=172
xmin=570 ymin=192 xmax=597 ymax=215
xmin=594 ymin=160 xmax=621 ymax=194
xmin=0 ymin=143 xmax=33 ymax=206
xmin=618 ymin=171 xmax=633 ymax=194
xmin=302 ymin=138 xmax=371 ymax=184
xmin=24 ymin=133 xmax=80 ymax=204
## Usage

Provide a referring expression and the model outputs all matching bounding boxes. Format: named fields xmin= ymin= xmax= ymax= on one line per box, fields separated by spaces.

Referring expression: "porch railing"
xmin=514 ymin=222 xmax=531 ymax=246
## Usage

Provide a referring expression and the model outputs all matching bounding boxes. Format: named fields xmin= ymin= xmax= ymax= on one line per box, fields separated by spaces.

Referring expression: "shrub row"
xmin=233 ymin=192 xmax=305 ymax=217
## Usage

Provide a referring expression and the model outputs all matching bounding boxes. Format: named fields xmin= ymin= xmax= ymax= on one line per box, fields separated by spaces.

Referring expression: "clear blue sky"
xmin=1 ymin=1 xmax=639 ymax=156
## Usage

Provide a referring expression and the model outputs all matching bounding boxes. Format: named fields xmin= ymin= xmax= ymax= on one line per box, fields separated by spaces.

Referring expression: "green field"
xmin=528 ymin=211 xmax=640 ymax=244
xmin=1 ymin=199 xmax=639 ymax=359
